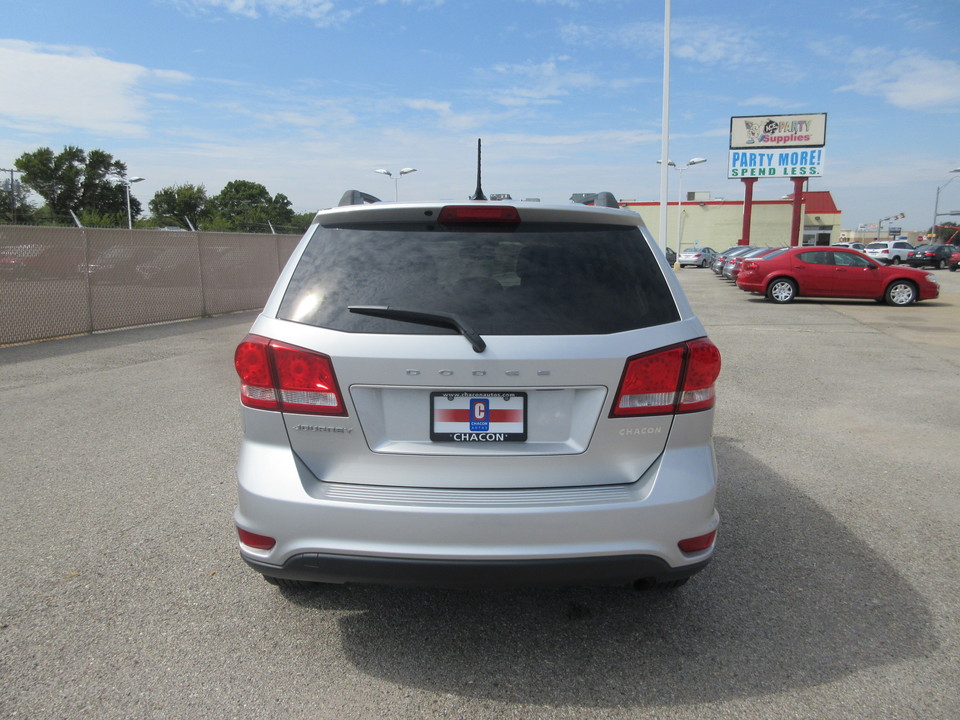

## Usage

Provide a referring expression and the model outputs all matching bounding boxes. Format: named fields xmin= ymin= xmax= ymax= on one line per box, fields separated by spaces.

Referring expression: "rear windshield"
xmin=277 ymin=222 xmax=680 ymax=335
xmin=759 ymin=248 xmax=789 ymax=260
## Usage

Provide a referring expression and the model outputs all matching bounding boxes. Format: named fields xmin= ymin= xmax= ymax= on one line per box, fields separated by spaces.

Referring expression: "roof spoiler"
xmin=338 ymin=190 xmax=382 ymax=207
xmin=572 ymin=191 xmax=620 ymax=209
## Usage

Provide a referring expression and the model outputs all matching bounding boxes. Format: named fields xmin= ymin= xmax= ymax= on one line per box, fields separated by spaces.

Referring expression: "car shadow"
xmin=275 ymin=436 xmax=935 ymax=708
xmin=740 ymin=295 xmax=951 ymax=308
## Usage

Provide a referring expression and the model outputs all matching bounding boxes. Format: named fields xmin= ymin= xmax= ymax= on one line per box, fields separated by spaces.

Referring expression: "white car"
xmin=864 ymin=240 xmax=914 ymax=264
xmin=234 ymin=187 xmax=721 ymax=591
xmin=677 ymin=246 xmax=717 ymax=268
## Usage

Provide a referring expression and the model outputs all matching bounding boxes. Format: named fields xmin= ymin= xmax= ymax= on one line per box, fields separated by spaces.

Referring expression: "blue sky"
xmin=2 ymin=0 xmax=959 ymax=232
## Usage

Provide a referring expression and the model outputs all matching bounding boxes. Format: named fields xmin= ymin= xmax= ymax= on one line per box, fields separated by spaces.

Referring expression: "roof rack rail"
xmin=571 ymin=191 xmax=620 ymax=209
xmin=338 ymin=190 xmax=382 ymax=207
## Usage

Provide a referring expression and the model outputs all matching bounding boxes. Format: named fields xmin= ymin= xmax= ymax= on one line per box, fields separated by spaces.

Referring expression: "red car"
xmin=949 ymin=249 xmax=960 ymax=272
xmin=736 ymin=247 xmax=940 ymax=306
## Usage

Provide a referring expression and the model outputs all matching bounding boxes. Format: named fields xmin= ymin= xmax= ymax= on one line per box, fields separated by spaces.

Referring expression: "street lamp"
xmin=112 ymin=175 xmax=144 ymax=229
xmin=933 ymin=168 xmax=960 ymax=239
xmin=374 ymin=167 xmax=417 ymax=201
xmin=657 ymin=157 xmax=707 ymax=249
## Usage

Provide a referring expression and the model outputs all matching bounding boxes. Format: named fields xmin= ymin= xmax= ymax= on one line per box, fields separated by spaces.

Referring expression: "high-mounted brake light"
xmin=234 ymin=334 xmax=346 ymax=415
xmin=438 ymin=205 xmax=521 ymax=224
xmin=611 ymin=338 xmax=721 ymax=417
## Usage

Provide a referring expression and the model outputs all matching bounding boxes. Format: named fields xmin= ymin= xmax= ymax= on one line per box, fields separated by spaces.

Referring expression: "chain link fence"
xmin=0 ymin=226 xmax=302 ymax=345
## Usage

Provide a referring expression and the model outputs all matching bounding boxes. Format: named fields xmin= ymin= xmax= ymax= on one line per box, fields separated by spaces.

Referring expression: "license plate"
xmin=430 ymin=391 xmax=527 ymax=442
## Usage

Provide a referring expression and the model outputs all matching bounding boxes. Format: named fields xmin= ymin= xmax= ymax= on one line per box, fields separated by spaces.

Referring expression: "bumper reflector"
xmin=678 ymin=530 xmax=716 ymax=553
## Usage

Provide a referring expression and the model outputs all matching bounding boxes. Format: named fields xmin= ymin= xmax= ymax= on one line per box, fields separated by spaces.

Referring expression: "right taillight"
xmin=234 ymin=334 xmax=346 ymax=415
xmin=611 ymin=338 xmax=721 ymax=417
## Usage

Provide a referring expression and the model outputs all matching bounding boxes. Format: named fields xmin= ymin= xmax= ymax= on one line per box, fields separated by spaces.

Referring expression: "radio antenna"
xmin=470 ymin=138 xmax=486 ymax=201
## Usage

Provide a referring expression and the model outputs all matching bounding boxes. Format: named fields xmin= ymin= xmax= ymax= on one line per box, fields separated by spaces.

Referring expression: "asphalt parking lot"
xmin=1 ymin=266 xmax=958 ymax=719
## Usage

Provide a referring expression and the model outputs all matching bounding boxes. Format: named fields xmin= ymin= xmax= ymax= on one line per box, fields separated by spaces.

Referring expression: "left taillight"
xmin=234 ymin=334 xmax=346 ymax=415
xmin=611 ymin=338 xmax=721 ymax=417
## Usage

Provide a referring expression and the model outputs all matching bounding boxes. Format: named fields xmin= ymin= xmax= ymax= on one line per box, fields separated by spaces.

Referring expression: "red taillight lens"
xmin=234 ymin=334 xmax=346 ymax=415
xmin=681 ymin=339 xmax=722 ymax=412
xmin=678 ymin=530 xmax=716 ymax=553
xmin=235 ymin=335 xmax=279 ymax=411
xmin=438 ymin=205 xmax=521 ymax=224
xmin=611 ymin=338 xmax=721 ymax=417
xmin=613 ymin=346 xmax=684 ymax=416
xmin=271 ymin=340 xmax=345 ymax=414
xmin=237 ymin=527 xmax=276 ymax=550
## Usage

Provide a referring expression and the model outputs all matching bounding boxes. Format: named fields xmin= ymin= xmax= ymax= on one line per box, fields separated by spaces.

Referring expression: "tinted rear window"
xmin=277 ymin=222 xmax=679 ymax=335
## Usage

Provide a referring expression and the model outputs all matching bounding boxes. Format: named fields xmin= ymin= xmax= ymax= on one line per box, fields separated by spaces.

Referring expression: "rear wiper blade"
xmin=348 ymin=305 xmax=487 ymax=353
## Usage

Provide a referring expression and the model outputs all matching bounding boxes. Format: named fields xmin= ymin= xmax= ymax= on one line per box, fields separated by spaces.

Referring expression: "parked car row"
xmin=863 ymin=241 xmax=958 ymax=268
xmin=709 ymin=244 xmax=940 ymax=306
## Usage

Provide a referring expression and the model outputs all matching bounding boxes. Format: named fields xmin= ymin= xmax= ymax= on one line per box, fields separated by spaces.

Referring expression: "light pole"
xmin=933 ymin=168 xmax=960 ymax=240
xmin=0 ymin=167 xmax=24 ymax=223
xmin=877 ymin=212 xmax=905 ymax=242
xmin=112 ymin=175 xmax=144 ymax=229
xmin=657 ymin=158 xmax=707 ymax=249
xmin=374 ymin=168 xmax=417 ymax=201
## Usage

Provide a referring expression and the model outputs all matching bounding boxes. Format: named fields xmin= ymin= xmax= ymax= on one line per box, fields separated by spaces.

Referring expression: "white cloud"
xmin=0 ymin=40 xmax=190 ymax=135
xmin=169 ymin=0 xmax=392 ymax=25
xmin=492 ymin=59 xmax=593 ymax=100
xmin=560 ymin=19 xmax=768 ymax=69
xmin=402 ymin=98 xmax=506 ymax=132
xmin=839 ymin=53 xmax=960 ymax=109
xmin=739 ymin=96 xmax=807 ymax=110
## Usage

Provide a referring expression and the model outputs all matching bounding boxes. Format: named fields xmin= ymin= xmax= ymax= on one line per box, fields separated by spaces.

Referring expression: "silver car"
xmin=677 ymin=246 xmax=717 ymax=268
xmin=234 ymin=193 xmax=721 ymax=591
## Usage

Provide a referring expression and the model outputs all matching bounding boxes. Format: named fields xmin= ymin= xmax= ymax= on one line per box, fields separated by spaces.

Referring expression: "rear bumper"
xmin=736 ymin=278 xmax=764 ymax=292
xmin=235 ymin=432 xmax=720 ymax=588
xmin=243 ymin=551 xmax=710 ymax=588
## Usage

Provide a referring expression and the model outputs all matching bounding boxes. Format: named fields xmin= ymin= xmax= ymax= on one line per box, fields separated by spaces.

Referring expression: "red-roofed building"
xmin=617 ymin=189 xmax=842 ymax=251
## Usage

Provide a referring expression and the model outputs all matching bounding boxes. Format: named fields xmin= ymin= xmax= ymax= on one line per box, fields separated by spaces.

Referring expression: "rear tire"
xmin=885 ymin=280 xmax=917 ymax=306
xmin=938 ymin=259 xmax=947 ymax=269
xmin=766 ymin=277 xmax=797 ymax=303
xmin=892 ymin=256 xmax=901 ymax=265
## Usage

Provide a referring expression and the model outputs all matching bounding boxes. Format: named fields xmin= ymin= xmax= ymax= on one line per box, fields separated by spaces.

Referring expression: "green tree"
xmin=148 ymin=184 xmax=208 ymax=230
xmin=206 ymin=180 xmax=296 ymax=233
xmin=14 ymin=146 xmax=141 ymax=224
xmin=1 ymin=176 xmax=36 ymax=223
xmin=290 ymin=211 xmax=317 ymax=234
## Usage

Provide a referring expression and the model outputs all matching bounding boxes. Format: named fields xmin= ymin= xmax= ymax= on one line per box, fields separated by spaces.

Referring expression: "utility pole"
xmin=0 ymin=167 xmax=24 ymax=223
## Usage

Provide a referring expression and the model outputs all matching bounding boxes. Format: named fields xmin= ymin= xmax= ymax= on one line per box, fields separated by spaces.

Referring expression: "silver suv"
xmin=234 ymin=189 xmax=721 ymax=591
xmin=865 ymin=240 xmax=914 ymax=264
